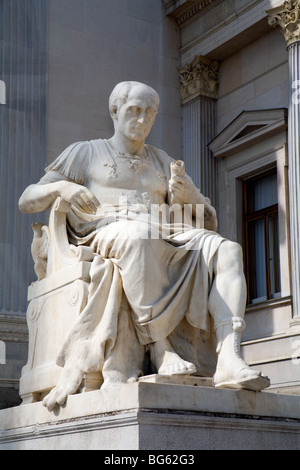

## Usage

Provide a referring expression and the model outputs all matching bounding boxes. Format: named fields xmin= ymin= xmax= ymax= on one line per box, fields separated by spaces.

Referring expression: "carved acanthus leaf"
xmin=267 ymin=0 xmax=300 ymax=46
xmin=179 ymin=55 xmax=219 ymax=104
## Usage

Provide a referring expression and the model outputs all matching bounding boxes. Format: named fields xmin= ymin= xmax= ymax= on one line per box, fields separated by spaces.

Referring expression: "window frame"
xmin=209 ymin=108 xmax=291 ymax=311
xmin=242 ymin=169 xmax=281 ymax=304
xmin=209 ymin=108 xmax=292 ymax=346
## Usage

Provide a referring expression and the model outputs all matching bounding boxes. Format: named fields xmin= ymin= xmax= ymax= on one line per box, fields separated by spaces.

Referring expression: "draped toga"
xmin=38 ymin=139 xmax=224 ymax=377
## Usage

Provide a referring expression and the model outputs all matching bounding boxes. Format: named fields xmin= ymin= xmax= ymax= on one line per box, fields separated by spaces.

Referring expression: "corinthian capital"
xmin=267 ymin=0 xmax=300 ymax=46
xmin=179 ymin=55 xmax=219 ymax=104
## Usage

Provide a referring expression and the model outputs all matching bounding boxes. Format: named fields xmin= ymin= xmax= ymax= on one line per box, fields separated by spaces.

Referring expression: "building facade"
xmin=165 ymin=0 xmax=300 ymax=394
xmin=0 ymin=0 xmax=299 ymax=409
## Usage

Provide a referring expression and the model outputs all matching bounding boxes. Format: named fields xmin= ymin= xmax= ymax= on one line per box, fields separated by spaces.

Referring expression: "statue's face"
xmin=115 ymin=85 xmax=158 ymax=142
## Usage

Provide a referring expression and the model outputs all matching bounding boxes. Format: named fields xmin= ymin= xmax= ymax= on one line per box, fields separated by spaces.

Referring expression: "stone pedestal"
xmin=0 ymin=377 xmax=299 ymax=450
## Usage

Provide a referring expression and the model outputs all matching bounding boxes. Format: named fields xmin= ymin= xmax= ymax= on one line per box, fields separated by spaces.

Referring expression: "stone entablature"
xmin=267 ymin=0 xmax=300 ymax=46
xmin=162 ymin=0 xmax=218 ymax=25
xmin=179 ymin=55 xmax=219 ymax=103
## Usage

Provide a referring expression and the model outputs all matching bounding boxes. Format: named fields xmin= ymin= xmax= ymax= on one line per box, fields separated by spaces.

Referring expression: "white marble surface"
xmin=18 ymin=82 xmax=270 ymax=411
xmin=0 ymin=381 xmax=299 ymax=450
xmin=1 ymin=380 xmax=300 ymax=430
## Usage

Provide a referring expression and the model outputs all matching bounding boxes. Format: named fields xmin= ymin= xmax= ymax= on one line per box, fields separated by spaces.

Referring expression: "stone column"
xmin=0 ymin=0 xmax=48 ymax=316
xmin=268 ymin=0 xmax=300 ymax=323
xmin=179 ymin=55 xmax=219 ymax=206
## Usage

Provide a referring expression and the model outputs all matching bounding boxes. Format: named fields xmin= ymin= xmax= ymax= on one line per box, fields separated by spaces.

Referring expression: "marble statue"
xmin=19 ymin=81 xmax=270 ymax=411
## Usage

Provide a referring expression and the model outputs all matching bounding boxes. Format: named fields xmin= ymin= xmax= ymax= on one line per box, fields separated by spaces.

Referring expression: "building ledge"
xmin=162 ymin=0 xmax=219 ymax=25
xmin=0 ymin=313 xmax=28 ymax=343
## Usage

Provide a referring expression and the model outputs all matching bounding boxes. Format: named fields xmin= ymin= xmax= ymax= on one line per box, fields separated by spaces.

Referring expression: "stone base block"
xmin=0 ymin=379 xmax=299 ymax=450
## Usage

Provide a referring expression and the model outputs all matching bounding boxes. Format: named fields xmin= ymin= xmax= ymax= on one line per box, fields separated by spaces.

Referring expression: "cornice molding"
xmin=267 ymin=0 xmax=300 ymax=47
xmin=179 ymin=55 xmax=219 ymax=103
xmin=0 ymin=313 xmax=28 ymax=343
xmin=163 ymin=0 xmax=218 ymax=26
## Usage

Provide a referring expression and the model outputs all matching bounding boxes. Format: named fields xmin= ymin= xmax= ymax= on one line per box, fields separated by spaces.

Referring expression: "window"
xmin=243 ymin=170 xmax=281 ymax=304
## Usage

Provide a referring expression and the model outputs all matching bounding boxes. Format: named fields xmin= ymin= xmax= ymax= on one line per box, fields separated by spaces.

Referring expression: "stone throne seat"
xmin=19 ymin=195 xmax=219 ymax=406
xmin=19 ymin=197 xmax=103 ymax=404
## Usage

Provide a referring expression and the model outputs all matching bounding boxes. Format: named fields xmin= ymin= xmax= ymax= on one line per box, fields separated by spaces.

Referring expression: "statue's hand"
xmin=59 ymin=181 xmax=100 ymax=214
xmin=169 ymin=175 xmax=218 ymax=231
xmin=169 ymin=174 xmax=198 ymax=206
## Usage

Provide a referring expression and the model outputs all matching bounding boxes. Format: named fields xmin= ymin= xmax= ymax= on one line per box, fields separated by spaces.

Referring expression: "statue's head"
xmin=109 ymin=81 xmax=160 ymax=142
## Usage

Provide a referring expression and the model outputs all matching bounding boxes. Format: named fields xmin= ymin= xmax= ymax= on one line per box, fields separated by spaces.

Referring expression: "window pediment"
xmin=209 ymin=109 xmax=288 ymax=158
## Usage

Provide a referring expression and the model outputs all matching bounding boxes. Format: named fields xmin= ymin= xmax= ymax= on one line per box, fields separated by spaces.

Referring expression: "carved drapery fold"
xmin=267 ymin=0 xmax=300 ymax=46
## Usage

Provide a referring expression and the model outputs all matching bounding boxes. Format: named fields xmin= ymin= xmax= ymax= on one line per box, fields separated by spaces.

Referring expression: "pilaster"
xmin=0 ymin=0 xmax=47 ymax=410
xmin=179 ymin=56 xmax=219 ymax=205
xmin=0 ymin=0 xmax=47 ymax=317
xmin=268 ymin=1 xmax=300 ymax=322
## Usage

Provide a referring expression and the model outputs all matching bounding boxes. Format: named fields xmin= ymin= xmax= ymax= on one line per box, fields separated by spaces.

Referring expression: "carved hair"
xmin=109 ymin=81 xmax=160 ymax=117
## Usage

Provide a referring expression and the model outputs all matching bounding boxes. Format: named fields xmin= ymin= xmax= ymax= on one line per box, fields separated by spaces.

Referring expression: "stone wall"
xmin=165 ymin=0 xmax=300 ymax=393
xmin=217 ymin=28 xmax=288 ymax=133
xmin=0 ymin=0 xmax=182 ymax=410
xmin=46 ymin=0 xmax=182 ymax=165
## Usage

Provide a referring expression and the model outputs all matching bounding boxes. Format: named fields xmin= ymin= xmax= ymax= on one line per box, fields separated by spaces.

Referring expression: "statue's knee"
xmin=119 ymin=224 xmax=154 ymax=258
xmin=227 ymin=241 xmax=243 ymax=259
xmin=121 ymin=221 xmax=149 ymax=242
xmin=217 ymin=240 xmax=243 ymax=272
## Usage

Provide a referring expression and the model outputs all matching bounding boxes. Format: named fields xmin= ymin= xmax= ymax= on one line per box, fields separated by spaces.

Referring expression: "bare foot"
xmin=101 ymin=368 xmax=142 ymax=390
xmin=42 ymin=366 xmax=84 ymax=411
xmin=150 ymin=338 xmax=196 ymax=376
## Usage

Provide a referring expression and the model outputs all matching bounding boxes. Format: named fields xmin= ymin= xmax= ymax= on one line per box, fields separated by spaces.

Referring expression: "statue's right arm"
xmin=18 ymin=180 xmax=100 ymax=215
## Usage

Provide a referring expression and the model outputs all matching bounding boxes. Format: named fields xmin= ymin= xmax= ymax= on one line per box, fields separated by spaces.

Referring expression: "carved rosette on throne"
xmin=19 ymin=198 xmax=102 ymax=404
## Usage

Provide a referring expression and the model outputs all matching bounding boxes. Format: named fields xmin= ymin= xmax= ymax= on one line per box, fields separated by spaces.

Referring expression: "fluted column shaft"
xmin=268 ymin=0 xmax=300 ymax=321
xmin=288 ymin=41 xmax=300 ymax=321
xmin=0 ymin=0 xmax=47 ymax=315
xmin=182 ymin=96 xmax=217 ymax=205
xmin=179 ymin=55 xmax=219 ymax=206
